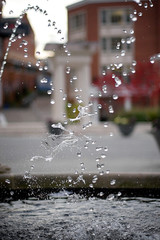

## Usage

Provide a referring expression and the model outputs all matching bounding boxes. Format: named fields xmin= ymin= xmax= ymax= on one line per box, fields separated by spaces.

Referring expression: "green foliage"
xmin=66 ymin=102 xmax=80 ymax=123
xmin=115 ymin=107 xmax=160 ymax=122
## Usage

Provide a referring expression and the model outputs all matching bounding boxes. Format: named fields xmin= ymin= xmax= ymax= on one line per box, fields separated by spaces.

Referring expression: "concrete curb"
xmin=0 ymin=173 xmax=160 ymax=200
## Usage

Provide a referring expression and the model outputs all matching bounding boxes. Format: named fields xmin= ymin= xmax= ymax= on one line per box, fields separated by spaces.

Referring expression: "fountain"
xmin=0 ymin=1 xmax=160 ymax=239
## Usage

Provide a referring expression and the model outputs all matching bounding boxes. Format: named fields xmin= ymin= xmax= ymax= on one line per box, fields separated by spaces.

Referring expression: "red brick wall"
xmin=68 ymin=1 xmax=160 ymax=78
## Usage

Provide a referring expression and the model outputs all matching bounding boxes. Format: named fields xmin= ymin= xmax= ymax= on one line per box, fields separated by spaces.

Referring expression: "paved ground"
xmin=0 ymin=121 xmax=159 ymax=176
xmin=0 ymin=98 xmax=159 ymax=176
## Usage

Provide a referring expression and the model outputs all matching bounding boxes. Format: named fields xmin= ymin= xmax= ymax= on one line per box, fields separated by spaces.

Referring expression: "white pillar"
xmin=51 ymin=61 xmax=66 ymax=123
xmin=124 ymin=96 xmax=132 ymax=112
xmin=76 ymin=64 xmax=91 ymax=106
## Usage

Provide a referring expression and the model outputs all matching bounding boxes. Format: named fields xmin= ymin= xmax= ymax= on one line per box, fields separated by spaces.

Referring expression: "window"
xmin=126 ymin=9 xmax=132 ymax=23
xmin=101 ymin=37 xmax=107 ymax=51
xmin=70 ymin=12 xmax=86 ymax=30
xmin=101 ymin=10 xmax=107 ymax=24
xmin=111 ymin=37 xmax=122 ymax=51
xmin=111 ymin=10 xmax=123 ymax=24
xmin=100 ymin=8 xmax=133 ymax=25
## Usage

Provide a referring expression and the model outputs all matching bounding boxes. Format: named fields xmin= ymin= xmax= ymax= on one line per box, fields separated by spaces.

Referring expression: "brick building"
xmin=0 ymin=14 xmax=44 ymax=108
xmin=67 ymin=0 xmax=160 ymax=116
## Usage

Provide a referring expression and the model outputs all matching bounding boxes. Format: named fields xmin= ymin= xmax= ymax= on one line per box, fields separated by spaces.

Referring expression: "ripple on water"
xmin=0 ymin=194 xmax=160 ymax=240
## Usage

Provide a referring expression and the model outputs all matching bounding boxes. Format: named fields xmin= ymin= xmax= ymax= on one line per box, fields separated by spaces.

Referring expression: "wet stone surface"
xmin=0 ymin=193 xmax=160 ymax=240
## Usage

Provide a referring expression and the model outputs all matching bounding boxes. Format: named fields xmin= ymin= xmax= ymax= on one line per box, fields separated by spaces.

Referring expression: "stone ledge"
xmin=0 ymin=173 xmax=160 ymax=200
xmin=0 ymin=173 xmax=160 ymax=189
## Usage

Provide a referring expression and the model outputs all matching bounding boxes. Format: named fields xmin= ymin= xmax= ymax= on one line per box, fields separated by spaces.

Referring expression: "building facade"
xmin=67 ymin=0 xmax=160 ymax=116
xmin=67 ymin=0 xmax=160 ymax=79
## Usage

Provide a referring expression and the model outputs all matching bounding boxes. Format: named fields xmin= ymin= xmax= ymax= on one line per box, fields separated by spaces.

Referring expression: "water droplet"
xmin=22 ymin=40 xmax=28 ymax=46
xmin=132 ymin=60 xmax=137 ymax=66
xmin=24 ymin=48 xmax=28 ymax=52
xmin=44 ymin=65 xmax=48 ymax=71
xmin=77 ymin=152 xmax=81 ymax=158
xmin=131 ymin=15 xmax=137 ymax=22
xmin=144 ymin=3 xmax=148 ymax=8
xmin=138 ymin=12 xmax=143 ymax=17
xmin=101 ymin=154 xmax=106 ymax=159
xmin=67 ymin=176 xmax=72 ymax=183
xmin=5 ymin=179 xmax=10 ymax=184
xmin=40 ymin=77 xmax=48 ymax=83
xmin=84 ymin=145 xmax=88 ymax=149
xmin=47 ymin=90 xmax=52 ymax=95
xmin=3 ymin=23 xmax=8 ymax=29
xmin=24 ymin=171 xmax=31 ymax=179
xmin=74 ymin=88 xmax=79 ymax=93
xmin=57 ymin=29 xmax=61 ymax=34
xmin=110 ymin=132 xmax=113 ymax=137
xmin=150 ymin=56 xmax=155 ymax=64
xmin=149 ymin=1 xmax=153 ymax=7
xmin=104 ymin=122 xmax=108 ymax=128
xmin=104 ymin=147 xmax=108 ymax=152
xmin=99 ymin=192 xmax=104 ymax=197
xmin=121 ymin=50 xmax=126 ymax=56
xmin=72 ymin=76 xmax=77 ymax=81
xmin=110 ymin=179 xmax=116 ymax=185
xmin=67 ymin=103 xmax=72 ymax=108
xmin=117 ymin=191 xmax=122 ymax=197
xmin=63 ymin=94 xmax=67 ymax=101
xmin=50 ymin=99 xmax=55 ymax=104
xmin=108 ymin=194 xmax=114 ymax=200
xmin=102 ymin=70 xmax=106 ymax=75
xmin=28 ymin=62 xmax=31 ymax=67
xmin=97 ymin=104 xmax=102 ymax=109
xmin=102 ymin=85 xmax=107 ymax=93
xmin=130 ymin=29 xmax=134 ymax=35
xmin=96 ymin=146 xmax=103 ymax=152
xmin=10 ymin=191 xmax=14 ymax=196
xmin=89 ymin=184 xmax=94 ymax=188
xmin=113 ymin=94 xmax=118 ymax=100
xmin=24 ymin=53 xmax=28 ymax=58
xmin=106 ymin=170 xmax=110 ymax=174
xmin=138 ymin=1 xmax=142 ymax=6
xmin=30 ymin=165 xmax=34 ymax=170
xmin=130 ymin=67 xmax=136 ymax=74
xmin=121 ymin=38 xmax=125 ymax=44
xmin=108 ymin=105 xmax=114 ymax=114
xmin=123 ymin=71 xmax=127 ymax=77
xmin=39 ymin=66 xmax=43 ymax=71
xmin=66 ymin=66 xmax=70 ymax=74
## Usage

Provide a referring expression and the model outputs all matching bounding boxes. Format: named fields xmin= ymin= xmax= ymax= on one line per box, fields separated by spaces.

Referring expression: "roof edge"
xmin=66 ymin=0 xmax=140 ymax=10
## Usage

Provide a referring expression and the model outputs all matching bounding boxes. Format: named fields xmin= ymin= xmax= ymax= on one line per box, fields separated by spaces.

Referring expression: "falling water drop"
xmin=144 ymin=3 xmax=148 ymax=8
xmin=104 ymin=122 xmax=108 ymax=128
xmin=47 ymin=90 xmax=52 ymax=95
xmin=150 ymin=57 xmax=155 ymax=64
xmin=77 ymin=152 xmax=81 ymax=158
xmin=50 ymin=99 xmax=55 ymax=105
xmin=108 ymin=105 xmax=114 ymax=114
xmin=3 ymin=23 xmax=8 ymax=29
xmin=113 ymin=94 xmax=118 ymax=100
xmin=5 ymin=179 xmax=10 ymax=184
xmin=121 ymin=50 xmax=126 ymax=57
xmin=110 ymin=179 xmax=116 ymax=185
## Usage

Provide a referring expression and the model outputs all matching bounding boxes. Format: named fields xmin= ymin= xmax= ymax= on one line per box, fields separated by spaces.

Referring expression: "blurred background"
xmin=0 ymin=0 xmax=160 ymax=176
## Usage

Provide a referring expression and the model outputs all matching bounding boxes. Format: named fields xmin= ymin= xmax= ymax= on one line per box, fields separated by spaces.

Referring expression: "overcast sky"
xmin=3 ymin=0 xmax=80 ymax=54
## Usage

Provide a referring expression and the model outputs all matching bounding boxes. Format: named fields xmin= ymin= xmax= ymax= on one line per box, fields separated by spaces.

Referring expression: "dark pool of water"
xmin=0 ymin=192 xmax=160 ymax=240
